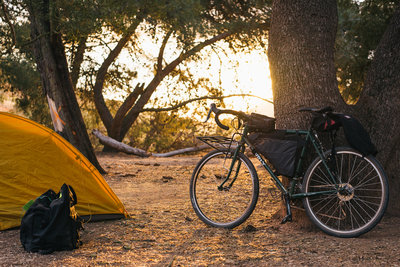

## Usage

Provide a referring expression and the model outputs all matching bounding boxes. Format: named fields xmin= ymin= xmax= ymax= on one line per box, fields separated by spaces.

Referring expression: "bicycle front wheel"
xmin=190 ymin=149 xmax=259 ymax=228
xmin=302 ymin=147 xmax=389 ymax=238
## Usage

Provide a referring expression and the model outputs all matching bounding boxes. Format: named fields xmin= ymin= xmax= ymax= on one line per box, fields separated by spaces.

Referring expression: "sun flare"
xmin=222 ymin=50 xmax=274 ymax=117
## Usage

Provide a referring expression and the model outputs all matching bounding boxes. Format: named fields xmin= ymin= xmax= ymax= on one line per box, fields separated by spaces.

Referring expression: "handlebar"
xmin=205 ymin=104 xmax=335 ymax=130
xmin=205 ymin=103 xmax=250 ymax=130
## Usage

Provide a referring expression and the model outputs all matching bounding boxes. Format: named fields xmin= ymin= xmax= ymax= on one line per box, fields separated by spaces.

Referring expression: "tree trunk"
xmin=268 ymin=0 xmax=400 ymax=218
xmin=267 ymin=0 xmax=344 ymax=226
xmin=355 ymin=6 xmax=400 ymax=216
xmin=26 ymin=0 xmax=105 ymax=173
xmin=268 ymin=0 xmax=347 ymax=130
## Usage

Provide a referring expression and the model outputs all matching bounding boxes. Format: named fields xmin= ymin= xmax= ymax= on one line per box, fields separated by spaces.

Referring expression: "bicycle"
xmin=189 ymin=104 xmax=389 ymax=238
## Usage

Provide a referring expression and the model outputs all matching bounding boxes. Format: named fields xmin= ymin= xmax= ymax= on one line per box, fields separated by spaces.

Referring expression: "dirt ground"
xmin=1 ymin=152 xmax=400 ymax=266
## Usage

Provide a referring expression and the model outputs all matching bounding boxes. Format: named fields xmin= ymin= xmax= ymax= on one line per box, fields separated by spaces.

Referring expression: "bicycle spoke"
xmin=323 ymin=200 xmax=341 ymax=226
xmin=348 ymin=156 xmax=364 ymax=184
xmin=190 ymin=150 xmax=259 ymax=228
xmin=342 ymin=201 xmax=355 ymax=230
xmin=313 ymin=195 xmax=338 ymax=216
xmin=353 ymin=195 xmax=381 ymax=209
xmin=343 ymin=200 xmax=362 ymax=229
xmin=354 ymin=187 xmax=382 ymax=192
xmin=354 ymin=175 xmax=380 ymax=189
xmin=348 ymin=162 xmax=370 ymax=184
xmin=310 ymin=166 xmax=334 ymax=186
xmin=303 ymin=149 xmax=388 ymax=237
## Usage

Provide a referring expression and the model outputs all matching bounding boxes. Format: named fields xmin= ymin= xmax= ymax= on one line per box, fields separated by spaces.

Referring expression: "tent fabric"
xmin=0 ymin=112 xmax=129 ymax=230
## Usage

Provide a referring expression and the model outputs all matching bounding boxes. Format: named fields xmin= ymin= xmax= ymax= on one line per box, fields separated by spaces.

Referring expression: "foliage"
xmin=0 ymin=57 xmax=51 ymax=125
xmin=73 ymin=0 xmax=272 ymax=146
xmin=335 ymin=0 xmax=399 ymax=103
xmin=1 ymin=0 xmax=271 ymax=152
xmin=0 ymin=1 xmax=51 ymax=125
xmin=124 ymin=112 xmax=196 ymax=152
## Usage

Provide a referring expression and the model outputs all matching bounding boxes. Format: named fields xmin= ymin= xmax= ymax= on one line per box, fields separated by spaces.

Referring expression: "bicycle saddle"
xmin=298 ymin=106 xmax=333 ymax=113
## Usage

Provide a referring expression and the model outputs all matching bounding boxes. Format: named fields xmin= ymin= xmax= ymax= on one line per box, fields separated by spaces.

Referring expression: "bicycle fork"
xmin=218 ymin=150 xmax=242 ymax=191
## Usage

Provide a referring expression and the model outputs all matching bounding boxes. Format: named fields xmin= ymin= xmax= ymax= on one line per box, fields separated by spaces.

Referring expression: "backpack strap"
xmin=60 ymin=184 xmax=78 ymax=206
xmin=67 ymin=184 xmax=78 ymax=206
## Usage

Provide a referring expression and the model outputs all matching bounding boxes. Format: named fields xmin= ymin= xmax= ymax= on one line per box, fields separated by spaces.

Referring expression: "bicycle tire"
xmin=302 ymin=147 xmax=389 ymax=238
xmin=190 ymin=149 xmax=259 ymax=228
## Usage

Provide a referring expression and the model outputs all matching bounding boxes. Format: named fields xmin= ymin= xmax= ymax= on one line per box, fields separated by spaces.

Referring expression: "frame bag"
xmin=247 ymin=113 xmax=275 ymax=133
xmin=20 ymin=184 xmax=83 ymax=254
xmin=249 ymin=131 xmax=304 ymax=178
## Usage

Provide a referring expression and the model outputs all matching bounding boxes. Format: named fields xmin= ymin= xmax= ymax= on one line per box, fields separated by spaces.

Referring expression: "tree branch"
xmin=157 ymin=30 xmax=173 ymax=72
xmin=70 ymin=36 xmax=87 ymax=89
xmin=93 ymin=22 xmax=140 ymax=130
xmin=152 ymin=145 xmax=209 ymax=157
xmin=0 ymin=0 xmax=16 ymax=48
xmin=138 ymin=94 xmax=273 ymax=113
xmin=119 ymin=31 xmax=236 ymax=138
xmin=161 ymin=31 xmax=233 ymax=75
xmin=92 ymin=129 xmax=209 ymax=157
xmin=110 ymin=83 xmax=145 ymax=139
xmin=92 ymin=129 xmax=151 ymax=157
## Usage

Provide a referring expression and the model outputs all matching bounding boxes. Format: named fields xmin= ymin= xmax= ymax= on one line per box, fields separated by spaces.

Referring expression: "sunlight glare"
xmin=220 ymin=49 xmax=273 ymax=117
xmin=97 ymin=26 xmax=274 ymax=118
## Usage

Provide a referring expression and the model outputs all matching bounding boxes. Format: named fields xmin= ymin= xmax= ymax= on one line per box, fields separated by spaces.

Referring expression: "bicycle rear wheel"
xmin=190 ymin=149 xmax=259 ymax=228
xmin=302 ymin=147 xmax=389 ymax=237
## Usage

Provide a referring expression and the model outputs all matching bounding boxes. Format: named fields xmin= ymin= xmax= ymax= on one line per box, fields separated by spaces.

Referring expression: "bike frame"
xmin=220 ymin=126 xmax=339 ymax=200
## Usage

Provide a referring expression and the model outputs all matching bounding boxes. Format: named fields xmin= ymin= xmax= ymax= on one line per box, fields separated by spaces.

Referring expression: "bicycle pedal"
xmin=281 ymin=214 xmax=292 ymax=224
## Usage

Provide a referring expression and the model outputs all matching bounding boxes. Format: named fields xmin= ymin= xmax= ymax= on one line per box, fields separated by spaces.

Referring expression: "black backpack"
xmin=336 ymin=114 xmax=377 ymax=156
xmin=20 ymin=184 xmax=83 ymax=254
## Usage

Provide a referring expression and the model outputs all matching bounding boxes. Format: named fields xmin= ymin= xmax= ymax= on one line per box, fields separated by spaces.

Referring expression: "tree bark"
xmin=355 ymin=6 xmax=400 ymax=216
xmin=268 ymin=0 xmax=347 ymax=130
xmin=25 ymin=0 xmax=105 ymax=173
xmin=70 ymin=36 xmax=87 ymax=89
xmin=268 ymin=1 xmax=400 ymax=217
xmin=267 ymin=0 xmax=344 ymax=226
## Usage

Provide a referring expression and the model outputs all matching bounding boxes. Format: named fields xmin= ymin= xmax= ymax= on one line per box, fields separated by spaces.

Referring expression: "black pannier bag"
xmin=20 ymin=183 xmax=83 ymax=254
xmin=249 ymin=131 xmax=304 ymax=177
xmin=336 ymin=114 xmax=377 ymax=156
xmin=247 ymin=112 xmax=275 ymax=133
xmin=312 ymin=112 xmax=377 ymax=156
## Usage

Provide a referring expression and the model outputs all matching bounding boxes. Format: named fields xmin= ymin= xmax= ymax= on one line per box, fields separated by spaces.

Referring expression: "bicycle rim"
xmin=303 ymin=148 xmax=388 ymax=237
xmin=190 ymin=150 xmax=259 ymax=228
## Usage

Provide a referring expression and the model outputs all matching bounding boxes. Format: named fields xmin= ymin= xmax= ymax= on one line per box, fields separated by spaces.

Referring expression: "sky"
xmin=215 ymin=48 xmax=274 ymax=117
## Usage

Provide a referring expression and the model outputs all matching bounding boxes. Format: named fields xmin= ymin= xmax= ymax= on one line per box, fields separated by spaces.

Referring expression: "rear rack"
xmin=197 ymin=136 xmax=238 ymax=151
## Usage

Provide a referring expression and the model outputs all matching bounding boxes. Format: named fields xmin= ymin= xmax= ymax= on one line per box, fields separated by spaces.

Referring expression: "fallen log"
xmin=92 ymin=130 xmax=209 ymax=157
xmin=92 ymin=130 xmax=151 ymax=157
xmin=152 ymin=144 xmax=209 ymax=157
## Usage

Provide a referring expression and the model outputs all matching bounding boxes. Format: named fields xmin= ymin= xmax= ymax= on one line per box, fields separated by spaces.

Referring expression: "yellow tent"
xmin=0 ymin=112 xmax=129 ymax=230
